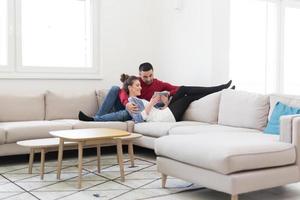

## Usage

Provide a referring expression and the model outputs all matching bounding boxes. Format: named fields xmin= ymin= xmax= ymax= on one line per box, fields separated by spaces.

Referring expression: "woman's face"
xmin=129 ymin=80 xmax=142 ymax=97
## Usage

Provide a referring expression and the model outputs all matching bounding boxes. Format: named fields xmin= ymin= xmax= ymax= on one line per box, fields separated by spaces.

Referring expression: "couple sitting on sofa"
xmin=78 ymin=62 xmax=234 ymax=123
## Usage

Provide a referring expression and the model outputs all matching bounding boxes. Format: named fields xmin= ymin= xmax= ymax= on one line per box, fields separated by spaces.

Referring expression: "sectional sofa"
xmin=0 ymin=89 xmax=299 ymax=200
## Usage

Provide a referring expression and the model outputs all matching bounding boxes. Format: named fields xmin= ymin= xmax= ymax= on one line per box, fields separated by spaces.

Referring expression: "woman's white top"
xmin=140 ymin=99 xmax=176 ymax=122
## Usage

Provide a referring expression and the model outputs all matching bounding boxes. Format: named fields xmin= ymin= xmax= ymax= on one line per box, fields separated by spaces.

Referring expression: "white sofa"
xmin=0 ymin=90 xmax=130 ymax=156
xmin=1 ymin=88 xmax=299 ymax=200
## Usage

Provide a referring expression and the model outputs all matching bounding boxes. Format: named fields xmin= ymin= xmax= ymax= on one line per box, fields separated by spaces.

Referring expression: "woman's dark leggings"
xmin=168 ymin=82 xmax=230 ymax=121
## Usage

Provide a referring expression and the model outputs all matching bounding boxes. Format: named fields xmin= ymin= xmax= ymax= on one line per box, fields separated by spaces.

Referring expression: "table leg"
xmin=162 ymin=173 xmax=167 ymax=188
xmin=78 ymin=142 xmax=84 ymax=189
xmin=28 ymin=148 xmax=35 ymax=174
xmin=116 ymin=139 xmax=125 ymax=182
xmin=40 ymin=148 xmax=45 ymax=180
xmin=128 ymin=142 xmax=135 ymax=167
xmin=57 ymin=138 xmax=64 ymax=180
xmin=97 ymin=144 xmax=101 ymax=173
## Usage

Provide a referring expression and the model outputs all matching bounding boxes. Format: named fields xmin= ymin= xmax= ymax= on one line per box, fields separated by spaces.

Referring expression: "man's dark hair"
xmin=139 ymin=62 xmax=153 ymax=72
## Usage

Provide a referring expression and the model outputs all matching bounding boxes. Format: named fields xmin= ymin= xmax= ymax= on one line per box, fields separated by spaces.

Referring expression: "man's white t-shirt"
xmin=140 ymin=99 xmax=176 ymax=122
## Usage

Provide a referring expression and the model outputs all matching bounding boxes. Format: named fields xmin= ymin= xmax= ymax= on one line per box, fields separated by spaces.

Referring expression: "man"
xmin=120 ymin=62 xmax=179 ymax=113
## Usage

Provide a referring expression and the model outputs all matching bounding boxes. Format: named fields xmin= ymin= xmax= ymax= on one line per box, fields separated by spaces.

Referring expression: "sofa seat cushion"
xmin=155 ymin=132 xmax=295 ymax=174
xmin=1 ymin=121 xmax=72 ymax=143
xmin=134 ymin=121 xmax=208 ymax=138
xmin=0 ymin=128 xmax=5 ymax=145
xmin=52 ymin=119 xmax=84 ymax=126
xmin=169 ymin=124 xmax=263 ymax=136
xmin=72 ymin=121 xmax=128 ymax=131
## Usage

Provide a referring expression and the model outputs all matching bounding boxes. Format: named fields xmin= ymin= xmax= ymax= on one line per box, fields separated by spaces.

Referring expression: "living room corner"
xmin=1 ymin=0 xmax=300 ymax=200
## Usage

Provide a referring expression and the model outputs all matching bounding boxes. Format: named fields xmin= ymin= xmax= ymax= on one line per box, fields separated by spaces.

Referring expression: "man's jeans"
xmin=94 ymin=86 xmax=132 ymax=121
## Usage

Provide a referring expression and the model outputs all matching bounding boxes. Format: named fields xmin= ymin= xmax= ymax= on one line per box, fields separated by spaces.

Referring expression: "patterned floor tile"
xmin=33 ymin=173 xmax=107 ymax=192
xmin=0 ymin=182 xmax=24 ymax=192
xmin=30 ymin=191 xmax=76 ymax=200
xmin=115 ymin=178 xmax=158 ymax=189
xmin=0 ymin=164 xmax=28 ymax=174
xmin=0 ymin=192 xmax=23 ymax=199
xmin=112 ymin=188 xmax=174 ymax=200
xmin=4 ymin=192 xmax=39 ymax=200
xmin=57 ymin=189 xmax=129 ymax=200
xmin=86 ymin=180 xmax=131 ymax=191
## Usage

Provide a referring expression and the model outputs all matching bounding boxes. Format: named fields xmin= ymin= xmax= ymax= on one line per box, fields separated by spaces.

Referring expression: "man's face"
xmin=139 ymin=70 xmax=154 ymax=85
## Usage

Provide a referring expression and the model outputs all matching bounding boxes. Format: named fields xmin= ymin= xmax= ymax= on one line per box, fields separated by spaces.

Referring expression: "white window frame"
xmin=278 ymin=0 xmax=300 ymax=93
xmin=0 ymin=0 xmax=101 ymax=79
xmin=229 ymin=0 xmax=300 ymax=94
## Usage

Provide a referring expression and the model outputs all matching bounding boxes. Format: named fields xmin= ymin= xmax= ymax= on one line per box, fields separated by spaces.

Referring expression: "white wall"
xmin=153 ymin=0 xmax=213 ymax=86
xmin=0 ymin=0 xmax=230 ymax=94
xmin=211 ymin=0 xmax=230 ymax=84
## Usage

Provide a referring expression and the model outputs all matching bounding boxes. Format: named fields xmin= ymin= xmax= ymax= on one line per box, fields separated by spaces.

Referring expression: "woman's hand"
xmin=160 ymin=95 xmax=169 ymax=106
xmin=144 ymin=95 xmax=160 ymax=115
xmin=150 ymin=95 xmax=160 ymax=106
xmin=126 ymin=102 xmax=139 ymax=113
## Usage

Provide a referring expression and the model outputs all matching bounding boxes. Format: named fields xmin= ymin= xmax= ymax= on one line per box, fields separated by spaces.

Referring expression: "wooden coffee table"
xmin=49 ymin=128 xmax=130 ymax=188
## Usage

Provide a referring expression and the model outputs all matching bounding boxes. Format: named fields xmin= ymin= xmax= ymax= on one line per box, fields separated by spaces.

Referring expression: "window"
xmin=0 ymin=0 xmax=7 ymax=66
xmin=0 ymin=0 xmax=100 ymax=79
xmin=229 ymin=0 xmax=300 ymax=95
xmin=283 ymin=2 xmax=300 ymax=94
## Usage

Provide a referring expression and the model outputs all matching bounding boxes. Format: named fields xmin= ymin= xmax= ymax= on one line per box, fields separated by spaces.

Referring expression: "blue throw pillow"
xmin=264 ymin=101 xmax=300 ymax=135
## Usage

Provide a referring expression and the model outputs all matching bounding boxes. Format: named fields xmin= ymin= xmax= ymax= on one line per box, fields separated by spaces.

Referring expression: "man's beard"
xmin=144 ymin=80 xmax=152 ymax=85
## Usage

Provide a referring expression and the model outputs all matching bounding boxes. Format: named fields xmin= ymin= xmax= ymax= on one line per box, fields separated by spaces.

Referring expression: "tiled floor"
xmin=1 ymin=149 xmax=300 ymax=200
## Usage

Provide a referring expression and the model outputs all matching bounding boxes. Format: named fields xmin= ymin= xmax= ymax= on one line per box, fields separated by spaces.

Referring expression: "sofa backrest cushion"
xmin=45 ymin=91 xmax=98 ymax=120
xmin=182 ymin=91 xmax=221 ymax=123
xmin=269 ymin=94 xmax=300 ymax=120
xmin=218 ymin=89 xmax=270 ymax=130
xmin=0 ymin=94 xmax=45 ymax=122
xmin=96 ymin=89 xmax=108 ymax=109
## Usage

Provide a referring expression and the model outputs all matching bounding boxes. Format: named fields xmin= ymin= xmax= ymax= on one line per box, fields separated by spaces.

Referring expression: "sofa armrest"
xmin=280 ymin=115 xmax=300 ymax=168
xmin=280 ymin=114 xmax=300 ymax=143
xmin=291 ymin=117 xmax=300 ymax=167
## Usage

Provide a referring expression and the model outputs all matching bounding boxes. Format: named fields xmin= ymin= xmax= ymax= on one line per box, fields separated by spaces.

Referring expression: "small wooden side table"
xmin=17 ymin=138 xmax=75 ymax=180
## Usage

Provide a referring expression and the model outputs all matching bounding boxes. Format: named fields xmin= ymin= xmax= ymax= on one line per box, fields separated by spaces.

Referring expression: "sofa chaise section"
xmin=154 ymin=89 xmax=300 ymax=200
xmin=156 ymin=117 xmax=300 ymax=199
xmin=168 ymin=124 xmax=263 ymax=136
xmin=155 ymin=132 xmax=295 ymax=175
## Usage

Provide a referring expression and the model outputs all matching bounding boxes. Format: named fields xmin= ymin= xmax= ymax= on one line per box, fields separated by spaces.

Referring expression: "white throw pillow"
xmin=182 ymin=92 xmax=221 ymax=123
xmin=218 ymin=89 xmax=270 ymax=130
xmin=45 ymin=91 xmax=98 ymax=120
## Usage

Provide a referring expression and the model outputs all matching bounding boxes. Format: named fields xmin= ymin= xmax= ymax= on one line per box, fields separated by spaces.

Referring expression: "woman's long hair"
xmin=120 ymin=74 xmax=139 ymax=94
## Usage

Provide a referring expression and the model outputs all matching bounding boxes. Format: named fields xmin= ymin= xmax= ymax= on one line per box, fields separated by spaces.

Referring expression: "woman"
xmin=119 ymin=74 xmax=231 ymax=123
